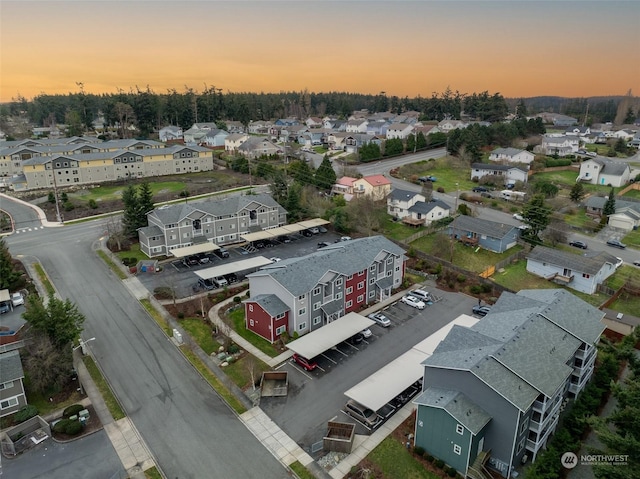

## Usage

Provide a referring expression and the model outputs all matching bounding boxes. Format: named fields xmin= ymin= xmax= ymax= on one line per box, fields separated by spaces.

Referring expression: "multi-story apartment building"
xmin=413 ymin=289 xmax=605 ymax=478
xmin=244 ymin=236 xmax=405 ymax=343
xmin=138 ymin=193 xmax=286 ymax=257
xmin=0 ymin=350 xmax=27 ymax=418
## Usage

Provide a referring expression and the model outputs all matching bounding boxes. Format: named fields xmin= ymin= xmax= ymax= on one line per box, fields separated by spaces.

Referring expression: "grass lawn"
xmin=605 ymin=265 xmax=640 ymax=291
xmin=382 ymin=218 xmax=426 ymax=242
xmin=224 ymin=355 xmax=270 ymax=390
xmin=563 ymin=207 xmax=600 ymax=231
xmin=82 ymin=355 xmax=126 ymax=420
xmin=622 ymin=227 xmax=640 ymax=249
xmin=140 ymin=298 xmax=172 ymax=336
xmin=396 ymin=158 xmax=473 ymax=194
xmin=608 ymin=290 xmax=640 ymax=316
xmin=69 ymin=181 xmax=187 ymax=203
xmin=179 ymin=317 xmax=221 ymax=355
xmin=97 ymin=250 xmax=127 ymax=280
xmin=34 ymin=263 xmax=56 ymax=295
xmin=228 ymin=307 xmax=281 ymax=357
xmin=115 ymin=243 xmax=149 ymax=264
xmin=410 ymin=234 xmax=524 ymax=273
xmin=491 ymin=260 xmax=560 ymax=291
xmin=532 ymin=170 xmax=620 ymax=195
xmin=621 ymin=188 xmax=640 ymax=200
xmin=26 ymin=386 xmax=85 ymax=417
xmin=367 ymin=437 xmax=440 ymax=479
xmin=144 ymin=466 xmax=162 ymax=479
xmin=289 ymin=461 xmax=315 ymax=479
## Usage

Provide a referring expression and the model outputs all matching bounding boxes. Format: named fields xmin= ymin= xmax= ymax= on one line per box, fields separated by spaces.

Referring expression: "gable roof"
xmin=584 ymin=196 xmax=640 ymax=214
xmin=472 ymin=163 xmax=527 ymax=172
xmin=527 ymin=245 xmax=618 ymax=275
xmin=362 ymin=175 xmax=391 ymax=187
xmin=388 ymin=189 xmax=423 ymax=202
xmin=408 ymin=199 xmax=450 ymax=215
xmin=250 ymin=294 xmax=289 ymax=317
xmin=489 ymin=147 xmax=531 ymax=157
xmin=414 ymin=387 xmax=492 ymax=435
xmin=587 ymin=157 xmax=630 ymax=176
xmin=0 ymin=350 xmax=24 ymax=382
xmin=450 ymin=215 xmax=518 ymax=239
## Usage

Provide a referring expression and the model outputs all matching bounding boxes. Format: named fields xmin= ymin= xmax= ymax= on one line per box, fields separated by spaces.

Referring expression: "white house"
xmin=488 ymin=148 xmax=534 ymax=166
xmin=200 ymin=129 xmax=229 ymax=148
xmin=346 ymin=119 xmax=368 ymax=133
xmin=159 ymin=125 xmax=183 ymax=142
xmin=386 ymin=123 xmax=414 ymax=140
xmin=526 ymin=246 xmax=618 ymax=294
xmin=541 ymin=135 xmax=579 ymax=156
xmin=612 ymin=129 xmax=637 ymax=140
xmin=437 ymin=119 xmax=467 ymax=132
xmin=224 ymin=133 xmax=249 ymax=152
xmin=577 ymin=158 xmax=630 ymax=187
xmin=471 ymin=163 xmax=529 ymax=186
xmin=387 ymin=189 xmax=450 ymax=226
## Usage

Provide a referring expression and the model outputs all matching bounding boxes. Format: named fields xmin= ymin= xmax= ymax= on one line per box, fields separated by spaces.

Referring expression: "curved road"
xmin=3 ymin=209 xmax=288 ymax=479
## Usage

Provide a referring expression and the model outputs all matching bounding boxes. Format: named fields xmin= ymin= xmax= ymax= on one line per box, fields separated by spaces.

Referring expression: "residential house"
xmin=526 ymin=246 xmax=618 ymax=294
xmin=225 ymin=121 xmax=245 ymax=134
xmin=248 ymin=121 xmax=271 ymax=135
xmin=471 ymin=163 xmax=529 ymax=186
xmin=274 ymin=118 xmax=300 ymax=127
xmin=564 ymin=126 xmax=591 ymax=137
xmin=323 ymin=119 xmax=347 ymax=131
xmin=612 ymin=129 xmax=636 ymax=141
xmin=414 ymin=289 xmax=605 ymax=477
xmin=138 ymin=193 xmax=286 ymax=257
xmin=577 ymin=157 xmax=630 ymax=187
xmin=244 ymin=236 xmax=406 ymax=342
xmin=366 ymin=121 xmax=389 ymax=136
xmin=0 ymin=350 xmax=28 ymax=418
xmin=200 ymin=129 xmax=229 ymax=148
xmin=332 ymin=175 xmax=391 ymax=201
xmin=534 ymin=113 xmax=577 ymax=126
xmin=20 ymin=144 xmax=214 ymax=190
xmin=344 ymin=133 xmax=381 ymax=154
xmin=540 ymin=135 xmax=579 ymax=156
xmin=488 ymin=148 xmax=535 ymax=166
xmin=448 ymin=216 xmax=520 ymax=253
xmin=237 ymin=136 xmax=281 ymax=159
xmin=305 ymin=117 xmax=323 ymax=128
xmin=327 ymin=132 xmax=348 ymax=151
xmin=386 ymin=189 xmax=450 ymax=226
xmin=437 ymin=119 xmax=467 ymax=132
xmin=413 ymin=125 xmax=440 ymax=137
xmin=386 ymin=123 xmax=414 ymax=140
xmin=298 ymin=130 xmax=327 ymax=148
xmin=224 ymin=133 xmax=249 ymax=153
xmin=159 ymin=125 xmax=184 ymax=142
xmin=183 ymin=122 xmax=223 ymax=144
xmin=584 ymin=196 xmax=640 ymax=232
xmin=279 ymin=125 xmax=308 ymax=143
xmin=346 ymin=119 xmax=368 ymax=133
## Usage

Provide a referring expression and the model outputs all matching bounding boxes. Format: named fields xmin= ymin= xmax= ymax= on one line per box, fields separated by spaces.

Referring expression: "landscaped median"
xmin=82 ymin=355 xmax=126 ymax=421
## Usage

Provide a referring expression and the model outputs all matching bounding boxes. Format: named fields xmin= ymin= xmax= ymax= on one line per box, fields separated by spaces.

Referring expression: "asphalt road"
xmin=5 ymin=219 xmax=289 ymax=479
xmin=0 ymin=429 xmax=125 ymax=479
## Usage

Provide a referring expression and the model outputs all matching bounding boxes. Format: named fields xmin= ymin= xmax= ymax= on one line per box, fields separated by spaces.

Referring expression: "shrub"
xmin=447 ymin=466 xmax=457 ymax=477
xmin=469 ymin=285 xmax=483 ymax=294
xmin=435 ymin=459 xmax=445 ymax=469
xmin=14 ymin=405 xmax=38 ymax=423
xmin=228 ymin=344 xmax=240 ymax=354
xmin=177 ymin=312 xmax=185 ymax=319
xmin=437 ymin=187 xmax=445 ymax=193
xmin=413 ymin=446 xmax=425 ymax=457
xmin=63 ymin=404 xmax=84 ymax=418
xmin=153 ymin=286 xmax=173 ymax=299
xmin=425 ymin=454 xmax=434 ymax=462
xmin=88 ymin=199 xmax=98 ymax=209
xmin=64 ymin=420 xmax=83 ymax=435
xmin=63 ymin=201 xmax=75 ymax=211
xmin=457 ymin=274 xmax=466 ymax=283
xmin=53 ymin=418 xmax=72 ymax=433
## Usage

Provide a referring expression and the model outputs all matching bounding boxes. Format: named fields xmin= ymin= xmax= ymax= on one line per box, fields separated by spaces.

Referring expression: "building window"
xmin=248 ymin=304 xmax=253 ymax=312
xmin=0 ymin=381 xmax=14 ymax=390
xmin=298 ymin=322 xmax=306 ymax=331
xmin=275 ymin=325 xmax=286 ymax=335
xmin=357 ymin=281 xmax=364 ymax=290
xmin=249 ymin=319 xmax=254 ymax=327
xmin=0 ymin=397 xmax=19 ymax=409
xmin=313 ymin=302 xmax=321 ymax=311
xmin=298 ymin=294 xmax=306 ymax=300
xmin=298 ymin=308 xmax=305 ymax=315
xmin=516 ymin=437 xmax=525 ymax=454
xmin=453 ymin=444 xmax=461 ymax=455
xmin=336 ymin=278 xmax=343 ymax=286
xmin=275 ymin=312 xmax=285 ymax=320
xmin=369 ymin=278 xmax=375 ymax=284
xmin=346 ymin=300 xmax=352 ymax=308
xmin=313 ymin=316 xmax=321 ymax=325
xmin=456 ymin=424 xmax=464 ymax=435
xmin=369 ymin=291 xmax=375 ymax=298
xmin=346 ymin=286 xmax=353 ymax=294
xmin=357 ymin=294 xmax=364 ymax=303
xmin=520 ymin=417 xmax=529 ymax=435
xmin=335 ymin=292 xmax=342 ymax=300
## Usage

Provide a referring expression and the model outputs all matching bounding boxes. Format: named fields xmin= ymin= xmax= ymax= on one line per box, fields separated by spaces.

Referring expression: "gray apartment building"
xmin=414 ymin=289 xmax=605 ymax=478
xmin=138 ymin=193 xmax=287 ymax=257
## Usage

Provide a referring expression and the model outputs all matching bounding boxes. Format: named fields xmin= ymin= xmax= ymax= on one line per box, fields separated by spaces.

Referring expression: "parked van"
xmin=500 ymin=190 xmax=527 ymax=202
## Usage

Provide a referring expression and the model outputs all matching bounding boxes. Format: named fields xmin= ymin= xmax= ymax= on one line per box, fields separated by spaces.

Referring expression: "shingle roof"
xmin=584 ymin=196 xmax=640 ymax=214
xmin=490 ymin=147 xmax=530 ymax=157
xmin=388 ymin=189 xmax=422 ymax=202
xmin=527 ymin=245 xmax=618 ymax=275
xmin=408 ymin=199 xmax=450 ymax=215
xmin=472 ymin=163 xmax=527 ymax=172
xmin=589 ymin=157 xmax=630 ymax=176
xmin=414 ymin=388 xmax=492 ymax=435
xmin=449 ymin=215 xmax=518 ymax=239
xmin=250 ymin=294 xmax=289 ymax=317
xmin=247 ymin=236 xmax=405 ymax=297
xmin=0 ymin=350 xmax=24 ymax=382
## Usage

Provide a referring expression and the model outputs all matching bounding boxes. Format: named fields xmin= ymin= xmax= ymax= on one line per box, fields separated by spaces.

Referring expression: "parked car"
xmin=633 ymin=260 xmax=640 ymax=267
xmin=410 ymin=289 xmax=431 ymax=302
xmin=480 ymin=192 xmax=493 ymax=198
xmin=214 ymin=247 xmax=229 ymax=259
xmin=368 ymin=312 xmax=391 ymax=328
xmin=418 ymin=176 xmax=437 ymax=182
xmin=11 ymin=292 xmax=24 ymax=307
xmin=472 ymin=186 xmax=489 ymax=193
xmin=606 ymin=239 xmax=626 ymax=249
xmin=198 ymin=278 xmax=215 ymax=291
xmin=615 ymin=257 xmax=624 ymax=268
xmin=0 ymin=302 xmax=10 ymax=314
xmin=344 ymin=400 xmax=382 ymax=429
xmin=213 ymin=276 xmax=228 ymax=288
xmin=301 ymin=229 xmax=313 ymax=237
xmin=184 ymin=255 xmax=199 ymax=266
xmin=196 ymin=253 xmax=210 ymax=264
xmin=361 ymin=328 xmax=372 ymax=339
xmin=317 ymin=241 xmax=332 ymax=249
xmin=224 ymin=273 xmax=238 ymax=284
xmin=292 ymin=353 xmax=318 ymax=371
xmin=309 ymin=226 xmax=320 ymax=234
xmin=348 ymin=333 xmax=364 ymax=345
xmin=269 ymin=257 xmax=282 ymax=262
xmin=278 ymin=235 xmax=292 ymax=243
xmin=340 ymin=236 xmax=352 ymax=242
xmin=569 ymin=240 xmax=588 ymax=249
xmin=472 ymin=305 xmax=491 ymax=316
xmin=513 ymin=213 xmax=524 ymax=221
xmin=318 ymin=226 xmax=328 ymax=234
xmin=401 ymin=295 xmax=426 ymax=310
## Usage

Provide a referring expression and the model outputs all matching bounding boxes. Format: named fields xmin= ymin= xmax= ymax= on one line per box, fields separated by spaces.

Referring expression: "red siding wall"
xmin=246 ymin=302 xmax=274 ymax=342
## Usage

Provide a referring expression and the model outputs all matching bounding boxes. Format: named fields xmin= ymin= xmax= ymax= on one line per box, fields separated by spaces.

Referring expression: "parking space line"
xmin=332 ymin=346 xmax=349 ymax=357
xmin=340 ymin=410 xmax=372 ymax=431
xmin=321 ymin=353 xmax=337 ymax=364
xmin=289 ymin=361 xmax=314 ymax=379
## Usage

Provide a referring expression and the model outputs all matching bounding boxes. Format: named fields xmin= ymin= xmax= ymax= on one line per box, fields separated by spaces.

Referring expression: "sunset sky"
xmin=1 ymin=0 xmax=639 ymax=103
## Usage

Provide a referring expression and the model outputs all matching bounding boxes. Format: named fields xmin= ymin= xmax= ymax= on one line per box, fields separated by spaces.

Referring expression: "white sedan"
xmin=513 ymin=213 xmax=524 ymax=221
xmin=11 ymin=292 xmax=24 ymax=306
xmin=401 ymin=295 xmax=426 ymax=310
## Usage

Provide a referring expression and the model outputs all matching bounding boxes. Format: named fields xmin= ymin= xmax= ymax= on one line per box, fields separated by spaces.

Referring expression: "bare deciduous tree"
xmin=23 ymin=330 xmax=74 ymax=394
xmin=104 ymin=216 xmax=127 ymax=251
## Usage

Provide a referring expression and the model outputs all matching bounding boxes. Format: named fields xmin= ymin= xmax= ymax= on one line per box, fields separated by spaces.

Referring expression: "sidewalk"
xmin=73 ymin=348 xmax=156 ymax=479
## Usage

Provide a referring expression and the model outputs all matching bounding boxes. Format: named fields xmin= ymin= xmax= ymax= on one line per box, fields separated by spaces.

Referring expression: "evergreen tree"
xmin=315 ymin=156 xmax=337 ymax=190
xmin=0 ymin=238 xmax=21 ymax=290
xmin=269 ymin=170 xmax=289 ymax=205
xmin=623 ymin=106 xmax=636 ymax=125
xmin=137 ymin=182 xmax=155 ymax=218
xmin=23 ymin=293 xmax=86 ymax=349
xmin=285 ymin=182 xmax=303 ymax=221
xmin=569 ymin=182 xmax=585 ymax=203
xmin=121 ymin=184 xmax=140 ymax=237
xmin=522 ymin=194 xmax=552 ymax=243
xmin=603 ymin=188 xmax=616 ymax=216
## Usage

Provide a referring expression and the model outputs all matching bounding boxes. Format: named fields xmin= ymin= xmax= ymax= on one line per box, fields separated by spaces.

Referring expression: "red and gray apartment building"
xmin=244 ymin=236 xmax=406 ymax=343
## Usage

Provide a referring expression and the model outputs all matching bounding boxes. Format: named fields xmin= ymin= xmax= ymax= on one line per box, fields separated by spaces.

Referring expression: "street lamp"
xmin=73 ymin=337 xmax=96 ymax=355
xmin=454 ymin=182 xmax=459 ymax=213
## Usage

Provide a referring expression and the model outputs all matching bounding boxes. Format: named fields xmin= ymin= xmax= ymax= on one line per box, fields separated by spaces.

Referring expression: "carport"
xmin=344 ymin=314 xmax=480 ymax=412
xmin=195 ymin=256 xmax=274 ymax=280
xmin=286 ymin=312 xmax=374 ymax=359
xmin=240 ymin=218 xmax=330 ymax=243
xmin=170 ymin=242 xmax=219 ymax=258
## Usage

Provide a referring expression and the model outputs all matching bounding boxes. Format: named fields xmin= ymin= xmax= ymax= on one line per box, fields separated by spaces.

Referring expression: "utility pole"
xmin=50 ymin=153 xmax=63 ymax=224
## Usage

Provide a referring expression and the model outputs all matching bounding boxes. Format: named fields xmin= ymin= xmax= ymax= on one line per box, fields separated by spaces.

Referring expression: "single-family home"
xmin=244 ymin=236 xmax=406 ymax=342
xmin=327 ymin=132 xmax=348 ymax=151
xmin=437 ymin=119 xmax=467 ymax=132
xmin=346 ymin=119 xmax=368 ymax=133
xmin=612 ymin=129 xmax=636 ymax=140
xmin=274 ymin=118 xmax=300 ymax=127
xmin=237 ymin=137 xmax=281 ymax=159
xmin=332 ymin=175 xmax=391 ymax=201
xmin=344 ymin=133 xmax=381 ymax=154
xmin=577 ymin=157 xmax=630 ymax=187
xmin=138 ymin=193 xmax=286 ymax=257
xmin=564 ymin=126 xmax=591 ymax=137
xmin=224 ymin=133 xmax=249 ymax=153
xmin=305 ymin=117 xmax=323 ymax=129
xmin=386 ymin=123 xmax=414 ymax=140
xmin=159 ymin=125 xmax=184 ymax=142
xmin=224 ymin=121 xmax=245 ymax=134
xmin=0 ymin=350 xmax=28 ymax=418
xmin=200 ymin=129 xmax=229 ymax=148
xmin=366 ymin=121 xmax=389 ymax=136
xmin=386 ymin=189 xmax=450 ymax=226
xmin=414 ymin=289 xmax=604 ymax=477
xmin=448 ymin=216 xmax=520 ymax=253
xmin=488 ymin=148 xmax=535 ymax=166
xmin=471 ymin=163 xmax=529 ymax=186
xmin=323 ymin=119 xmax=347 ymax=131
xmin=248 ymin=121 xmax=271 ymax=135
xmin=584 ymin=196 xmax=640 ymax=232
xmin=526 ymin=246 xmax=619 ymax=294
xmin=183 ymin=122 xmax=223 ymax=144
xmin=540 ymin=135 xmax=579 ymax=156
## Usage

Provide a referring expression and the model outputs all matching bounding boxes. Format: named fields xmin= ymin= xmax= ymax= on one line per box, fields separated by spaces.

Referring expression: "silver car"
xmin=368 ymin=312 xmax=391 ymax=328
xmin=344 ymin=400 xmax=382 ymax=428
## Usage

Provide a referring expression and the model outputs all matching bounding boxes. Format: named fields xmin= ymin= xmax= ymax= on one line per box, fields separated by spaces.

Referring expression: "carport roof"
xmin=286 ymin=312 xmax=374 ymax=359
xmin=195 ymin=256 xmax=274 ymax=279
xmin=170 ymin=243 xmax=219 ymax=258
xmin=344 ymin=314 xmax=480 ymax=412
xmin=0 ymin=289 xmax=10 ymax=303
xmin=240 ymin=218 xmax=330 ymax=243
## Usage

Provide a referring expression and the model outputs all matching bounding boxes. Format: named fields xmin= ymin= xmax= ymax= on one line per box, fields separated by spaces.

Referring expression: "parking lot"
xmin=261 ymin=287 xmax=477 ymax=452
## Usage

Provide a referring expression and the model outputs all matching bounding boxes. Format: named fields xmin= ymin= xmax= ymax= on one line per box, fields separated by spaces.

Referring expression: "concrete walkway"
xmin=74 ymin=349 xmax=156 ymax=479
